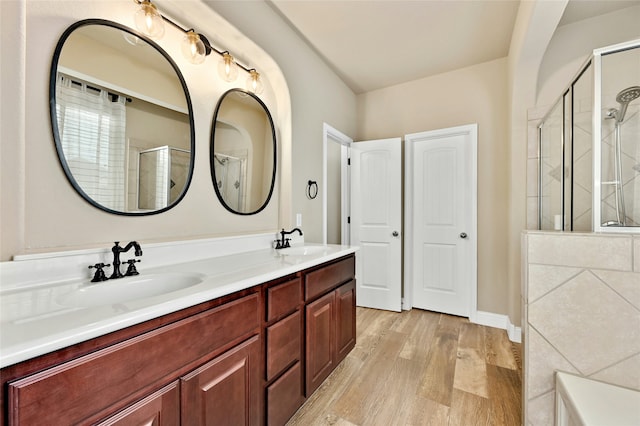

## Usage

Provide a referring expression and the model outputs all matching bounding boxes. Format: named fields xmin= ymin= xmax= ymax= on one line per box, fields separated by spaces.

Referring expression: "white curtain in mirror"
xmin=56 ymin=74 xmax=127 ymax=210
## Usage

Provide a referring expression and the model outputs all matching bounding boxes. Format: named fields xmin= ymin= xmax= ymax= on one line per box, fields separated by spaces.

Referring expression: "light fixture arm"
xmin=133 ymin=0 xmax=255 ymax=74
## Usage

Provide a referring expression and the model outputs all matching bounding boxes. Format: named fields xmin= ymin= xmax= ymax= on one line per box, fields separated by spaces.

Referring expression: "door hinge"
xmin=347 ymin=216 xmax=351 ymax=224
xmin=347 ymin=158 xmax=351 ymax=165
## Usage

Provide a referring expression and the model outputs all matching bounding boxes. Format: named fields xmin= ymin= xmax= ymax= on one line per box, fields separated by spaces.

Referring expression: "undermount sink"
xmin=278 ymin=245 xmax=328 ymax=256
xmin=57 ymin=273 xmax=204 ymax=308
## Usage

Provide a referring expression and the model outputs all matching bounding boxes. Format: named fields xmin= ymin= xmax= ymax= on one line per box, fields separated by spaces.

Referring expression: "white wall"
xmin=0 ymin=0 xmax=292 ymax=260
xmin=0 ymin=0 xmax=26 ymax=261
xmin=207 ymin=1 xmax=358 ymax=243
xmin=357 ymin=58 xmax=510 ymax=316
xmin=507 ymin=0 xmax=569 ymax=328
xmin=537 ymin=5 xmax=640 ymax=109
xmin=0 ymin=0 xmax=357 ymax=260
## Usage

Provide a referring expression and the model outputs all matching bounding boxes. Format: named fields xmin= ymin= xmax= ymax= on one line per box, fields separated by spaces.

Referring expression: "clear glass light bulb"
xmin=134 ymin=1 xmax=165 ymax=39
xmin=181 ymin=31 xmax=206 ymax=64
xmin=218 ymin=52 xmax=239 ymax=82
xmin=246 ymin=69 xmax=264 ymax=95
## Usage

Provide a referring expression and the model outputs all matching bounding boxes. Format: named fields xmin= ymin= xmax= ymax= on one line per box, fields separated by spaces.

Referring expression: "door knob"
xmin=392 ymin=231 xmax=399 ymax=237
xmin=459 ymin=232 xmax=468 ymax=239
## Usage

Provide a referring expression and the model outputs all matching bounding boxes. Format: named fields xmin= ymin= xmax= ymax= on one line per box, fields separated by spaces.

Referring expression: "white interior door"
xmin=350 ymin=138 xmax=402 ymax=312
xmin=322 ymin=123 xmax=352 ymax=245
xmin=405 ymin=124 xmax=477 ymax=318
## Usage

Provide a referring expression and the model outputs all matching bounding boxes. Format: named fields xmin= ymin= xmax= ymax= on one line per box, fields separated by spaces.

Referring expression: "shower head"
xmin=617 ymin=86 xmax=640 ymax=103
xmin=615 ymin=86 xmax=640 ymax=123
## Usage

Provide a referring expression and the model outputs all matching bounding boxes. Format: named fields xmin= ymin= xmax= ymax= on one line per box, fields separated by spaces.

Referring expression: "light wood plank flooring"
xmin=287 ymin=307 xmax=522 ymax=426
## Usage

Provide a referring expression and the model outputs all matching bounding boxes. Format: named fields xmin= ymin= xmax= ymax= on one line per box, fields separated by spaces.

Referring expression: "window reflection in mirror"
xmin=211 ymin=89 xmax=276 ymax=215
xmin=50 ymin=19 xmax=195 ymax=215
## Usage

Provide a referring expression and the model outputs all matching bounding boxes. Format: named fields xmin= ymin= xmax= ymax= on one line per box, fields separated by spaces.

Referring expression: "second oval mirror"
xmin=211 ymin=89 xmax=276 ymax=215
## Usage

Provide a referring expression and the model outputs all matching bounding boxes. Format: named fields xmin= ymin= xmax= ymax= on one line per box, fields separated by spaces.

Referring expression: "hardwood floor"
xmin=287 ymin=307 xmax=522 ymax=426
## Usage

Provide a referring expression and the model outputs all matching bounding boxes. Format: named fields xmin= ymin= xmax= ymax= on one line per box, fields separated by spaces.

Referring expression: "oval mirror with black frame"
xmin=211 ymin=89 xmax=276 ymax=215
xmin=50 ymin=19 xmax=195 ymax=215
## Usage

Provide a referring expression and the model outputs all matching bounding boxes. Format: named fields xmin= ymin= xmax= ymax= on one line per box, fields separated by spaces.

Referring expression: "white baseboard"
xmin=506 ymin=321 xmax=522 ymax=343
xmin=472 ymin=311 xmax=522 ymax=343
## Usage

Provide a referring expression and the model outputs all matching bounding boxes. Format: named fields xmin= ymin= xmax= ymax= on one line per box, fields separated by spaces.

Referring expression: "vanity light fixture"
xmin=181 ymin=30 xmax=208 ymax=64
xmin=246 ymin=69 xmax=264 ymax=95
xmin=133 ymin=0 xmax=165 ymax=39
xmin=131 ymin=0 xmax=265 ymax=91
xmin=218 ymin=52 xmax=239 ymax=82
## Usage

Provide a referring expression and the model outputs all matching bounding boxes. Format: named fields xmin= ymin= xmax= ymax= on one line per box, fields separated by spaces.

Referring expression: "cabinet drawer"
xmin=266 ymin=310 xmax=301 ymax=381
xmin=8 ymin=293 xmax=260 ymax=425
xmin=305 ymin=255 xmax=355 ymax=301
xmin=266 ymin=277 xmax=302 ymax=322
xmin=267 ymin=362 xmax=304 ymax=426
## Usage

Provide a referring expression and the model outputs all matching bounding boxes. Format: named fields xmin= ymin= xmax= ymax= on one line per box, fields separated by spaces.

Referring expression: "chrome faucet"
xmin=275 ymin=228 xmax=303 ymax=249
xmin=110 ymin=241 xmax=143 ymax=279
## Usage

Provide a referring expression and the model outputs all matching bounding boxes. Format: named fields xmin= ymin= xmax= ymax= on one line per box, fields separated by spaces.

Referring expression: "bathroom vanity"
xmin=0 ymin=242 xmax=356 ymax=426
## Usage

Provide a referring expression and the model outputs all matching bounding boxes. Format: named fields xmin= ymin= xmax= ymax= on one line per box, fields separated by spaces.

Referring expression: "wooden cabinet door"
xmin=181 ymin=335 xmax=261 ymax=426
xmin=305 ymin=291 xmax=335 ymax=396
xmin=335 ymin=280 xmax=356 ymax=364
xmin=97 ymin=381 xmax=180 ymax=426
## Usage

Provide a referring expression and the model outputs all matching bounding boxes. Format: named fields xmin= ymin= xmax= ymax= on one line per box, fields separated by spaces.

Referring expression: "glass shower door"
xmin=539 ymin=100 xmax=564 ymax=230
xmin=598 ymin=45 xmax=640 ymax=228
xmin=138 ymin=146 xmax=190 ymax=210
xmin=213 ymin=153 xmax=246 ymax=212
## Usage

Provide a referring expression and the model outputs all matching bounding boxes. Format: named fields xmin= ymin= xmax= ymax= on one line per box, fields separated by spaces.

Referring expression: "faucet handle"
xmin=89 ymin=263 xmax=110 ymax=282
xmin=124 ymin=259 xmax=141 ymax=276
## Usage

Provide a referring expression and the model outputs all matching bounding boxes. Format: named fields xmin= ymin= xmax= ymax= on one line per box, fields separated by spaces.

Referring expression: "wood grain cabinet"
xmin=97 ymin=382 xmax=181 ymax=426
xmin=1 ymin=254 xmax=356 ymax=426
xmin=304 ymin=256 xmax=356 ymax=396
xmin=6 ymin=293 xmax=261 ymax=425
xmin=99 ymin=336 xmax=261 ymax=426
xmin=263 ymin=277 xmax=305 ymax=426
xmin=98 ymin=336 xmax=261 ymax=426
xmin=335 ymin=280 xmax=356 ymax=364
xmin=181 ymin=335 xmax=261 ymax=425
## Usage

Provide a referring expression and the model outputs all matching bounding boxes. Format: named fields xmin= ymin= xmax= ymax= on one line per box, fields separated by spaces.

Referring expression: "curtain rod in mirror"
xmin=132 ymin=0 xmax=264 ymax=94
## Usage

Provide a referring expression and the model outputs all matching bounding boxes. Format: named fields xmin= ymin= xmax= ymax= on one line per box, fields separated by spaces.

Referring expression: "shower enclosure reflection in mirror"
xmin=210 ymin=89 xmax=276 ymax=215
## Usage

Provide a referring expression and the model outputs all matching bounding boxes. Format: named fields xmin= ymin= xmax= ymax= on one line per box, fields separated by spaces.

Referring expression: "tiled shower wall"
xmin=522 ymin=231 xmax=640 ymax=426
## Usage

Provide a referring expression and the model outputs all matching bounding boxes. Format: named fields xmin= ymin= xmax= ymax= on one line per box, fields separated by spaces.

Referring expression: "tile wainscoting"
xmin=522 ymin=231 xmax=640 ymax=425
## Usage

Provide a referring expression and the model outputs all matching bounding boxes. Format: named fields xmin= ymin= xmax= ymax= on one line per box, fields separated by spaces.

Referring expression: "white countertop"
xmin=0 ymin=243 xmax=357 ymax=368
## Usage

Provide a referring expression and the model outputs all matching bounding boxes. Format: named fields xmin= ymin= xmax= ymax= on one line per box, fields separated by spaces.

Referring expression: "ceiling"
xmin=269 ymin=0 xmax=640 ymax=94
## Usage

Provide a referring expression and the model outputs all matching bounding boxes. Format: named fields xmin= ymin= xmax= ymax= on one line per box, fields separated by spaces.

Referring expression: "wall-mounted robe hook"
xmin=306 ymin=180 xmax=318 ymax=199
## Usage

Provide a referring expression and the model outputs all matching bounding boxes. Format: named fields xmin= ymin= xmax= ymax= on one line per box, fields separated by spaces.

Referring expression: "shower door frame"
xmin=593 ymin=38 xmax=640 ymax=233
xmin=537 ymin=95 xmax=569 ymax=231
